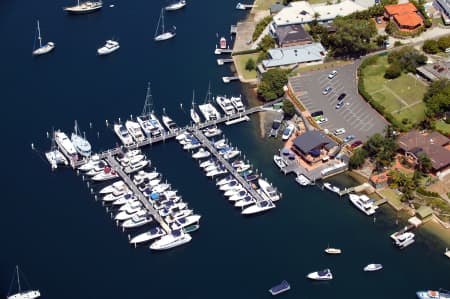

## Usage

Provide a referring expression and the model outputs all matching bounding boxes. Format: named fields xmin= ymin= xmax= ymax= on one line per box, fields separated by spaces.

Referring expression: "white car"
xmin=328 ymin=70 xmax=337 ymax=79
xmin=316 ymin=117 xmax=328 ymax=125
xmin=334 ymin=128 xmax=346 ymax=135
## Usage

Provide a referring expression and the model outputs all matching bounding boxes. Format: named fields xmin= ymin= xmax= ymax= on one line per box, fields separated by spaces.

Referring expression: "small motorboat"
xmin=295 ymin=174 xmax=311 ymax=186
xmin=307 ymin=268 xmax=333 ymax=280
xmin=363 ymin=263 xmax=383 ymax=272
xmin=269 ymin=280 xmax=290 ymax=296
xmin=129 ymin=227 xmax=166 ymax=245
xmin=192 ymin=148 xmax=210 ymax=159
xmin=97 ymin=40 xmax=120 ymax=55
xmin=183 ymin=224 xmax=200 ymax=233
xmin=324 ymin=247 xmax=342 ymax=255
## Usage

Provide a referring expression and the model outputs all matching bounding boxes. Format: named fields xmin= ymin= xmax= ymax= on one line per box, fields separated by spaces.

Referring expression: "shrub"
xmin=384 ymin=62 xmax=401 ymax=79
xmin=252 ymin=16 xmax=273 ymax=42
xmin=417 ymin=187 xmax=440 ymax=198
xmin=282 ymin=99 xmax=296 ymax=117
xmin=245 ymin=58 xmax=256 ymax=71
xmin=423 ymin=39 xmax=440 ymax=54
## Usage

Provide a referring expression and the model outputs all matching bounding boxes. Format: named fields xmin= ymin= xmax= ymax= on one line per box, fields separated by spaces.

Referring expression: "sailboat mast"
xmin=192 ymin=89 xmax=195 ymax=106
xmin=37 ymin=20 xmax=42 ymax=48
xmin=142 ymin=82 xmax=153 ymax=116
xmin=16 ymin=266 xmax=22 ymax=293
xmin=161 ymin=8 xmax=165 ymax=34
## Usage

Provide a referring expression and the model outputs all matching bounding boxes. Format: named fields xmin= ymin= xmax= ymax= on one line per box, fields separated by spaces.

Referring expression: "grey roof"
xmin=262 ymin=43 xmax=325 ymax=68
xmin=436 ymin=0 xmax=450 ymax=16
xmin=270 ymin=2 xmax=285 ymax=14
xmin=275 ymin=24 xmax=312 ymax=46
xmin=292 ymin=131 xmax=334 ymax=154
xmin=417 ymin=61 xmax=450 ymax=81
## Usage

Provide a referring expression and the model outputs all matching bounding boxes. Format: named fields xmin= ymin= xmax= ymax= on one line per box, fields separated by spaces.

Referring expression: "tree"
xmin=417 ymin=153 xmax=432 ymax=173
xmin=257 ymin=69 xmax=288 ymax=101
xmin=423 ymin=79 xmax=450 ymax=118
xmin=349 ymin=148 xmax=368 ymax=169
xmin=384 ymin=62 xmax=401 ymax=79
xmin=313 ymin=12 xmax=321 ymax=20
xmin=437 ymin=36 xmax=450 ymax=51
xmin=423 ymin=39 xmax=440 ymax=54
xmin=245 ymin=58 xmax=256 ymax=71
xmin=386 ymin=46 xmax=427 ymax=74
xmin=282 ymin=99 xmax=295 ymax=117
xmin=258 ymin=35 xmax=276 ymax=52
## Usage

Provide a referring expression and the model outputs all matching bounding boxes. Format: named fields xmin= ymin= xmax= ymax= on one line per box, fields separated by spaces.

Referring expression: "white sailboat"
xmin=32 ymin=20 xmax=55 ymax=56
xmin=63 ymin=0 xmax=102 ymax=14
xmin=154 ymin=8 xmax=176 ymax=41
xmin=45 ymin=131 xmax=68 ymax=170
xmin=71 ymin=120 xmax=92 ymax=157
xmin=190 ymin=90 xmax=201 ymax=124
xmin=7 ymin=266 xmax=40 ymax=299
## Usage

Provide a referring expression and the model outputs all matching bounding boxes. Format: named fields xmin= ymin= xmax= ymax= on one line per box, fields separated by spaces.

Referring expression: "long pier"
xmin=70 ymin=106 xmax=264 ymax=168
xmin=105 ymin=155 xmax=172 ymax=233
xmin=190 ymin=129 xmax=267 ymax=204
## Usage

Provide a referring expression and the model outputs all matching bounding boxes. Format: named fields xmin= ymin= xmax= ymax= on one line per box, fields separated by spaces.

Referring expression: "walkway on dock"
xmin=105 ymin=155 xmax=172 ymax=233
xmin=70 ymin=106 xmax=265 ymax=168
xmin=190 ymin=129 xmax=267 ymax=204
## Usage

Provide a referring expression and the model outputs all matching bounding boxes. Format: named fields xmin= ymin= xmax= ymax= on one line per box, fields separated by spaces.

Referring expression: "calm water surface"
xmin=0 ymin=0 xmax=448 ymax=298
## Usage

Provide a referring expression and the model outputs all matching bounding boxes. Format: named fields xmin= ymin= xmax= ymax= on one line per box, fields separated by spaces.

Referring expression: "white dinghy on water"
xmin=32 ymin=20 xmax=55 ymax=56
xmin=154 ymin=8 xmax=176 ymax=41
xmin=165 ymin=0 xmax=186 ymax=11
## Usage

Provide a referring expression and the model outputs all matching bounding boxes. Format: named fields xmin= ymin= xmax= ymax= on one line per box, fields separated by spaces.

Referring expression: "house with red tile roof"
xmin=384 ymin=2 xmax=424 ymax=31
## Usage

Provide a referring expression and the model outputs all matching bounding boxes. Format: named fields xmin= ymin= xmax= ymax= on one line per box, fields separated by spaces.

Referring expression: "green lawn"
xmin=379 ymin=188 xmax=403 ymax=210
xmin=234 ymin=53 xmax=259 ymax=80
xmin=253 ymin=0 xmax=278 ymax=10
xmin=361 ymin=56 xmax=428 ymax=125
xmin=434 ymin=120 xmax=450 ymax=135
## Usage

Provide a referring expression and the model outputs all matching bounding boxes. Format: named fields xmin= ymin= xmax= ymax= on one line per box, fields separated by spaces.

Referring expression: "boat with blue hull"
xmin=269 ymin=280 xmax=290 ymax=296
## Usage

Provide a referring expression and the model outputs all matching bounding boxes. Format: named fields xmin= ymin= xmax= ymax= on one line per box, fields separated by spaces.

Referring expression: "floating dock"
xmin=217 ymin=58 xmax=233 ymax=65
xmin=230 ymin=25 xmax=237 ymax=35
xmin=236 ymin=2 xmax=256 ymax=10
xmin=222 ymin=76 xmax=239 ymax=83
xmin=105 ymin=155 xmax=172 ymax=233
xmin=215 ymin=48 xmax=233 ymax=55
xmin=190 ymin=129 xmax=269 ymax=205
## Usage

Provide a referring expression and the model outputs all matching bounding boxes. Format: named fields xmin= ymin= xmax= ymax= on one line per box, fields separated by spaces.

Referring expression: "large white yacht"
xmin=92 ymin=167 xmax=119 ymax=181
xmin=307 ymin=269 xmax=333 ymax=281
xmin=97 ymin=40 xmax=120 ymax=55
xmin=63 ymin=0 xmax=102 ymax=14
xmin=71 ymin=120 xmax=91 ymax=157
xmin=171 ymin=215 xmax=201 ymax=230
xmin=150 ymin=229 xmax=192 ymax=250
xmin=121 ymin=213 xmax=152 ymax=229
xmin=55 ymin=131 xmax=77 ymax=158
xmin=114 ymin=124 xmax=134 ymax=146
xmin=162 ymin=115 xmax=178 ymax=132
xmin=230 ymin=95 xmax=245 ymax=112
xmin=198 ymin=103 xmax=221 ymax=121
xmin=133 ymin=170 xmax=159 ymax=185
xmin=125 ymin=120 xmax=145 ymax=143
xmin=215 ymin=95 xmax=236 ymax=116
xmin=124 ymin=159 xmax=149 ymax=174
xmin=394 ymin=232 xmax=415 ymax=249
xmin=348 ymin=194 xmax=377 ymax=216
xmin=241 ymin=200 xmax=275 ymax=215
xmin=258 ymin=179 xmax=280 ymax=201
xmin=130 ymin=227 xmax=166 ymax=245
xmin=234 ymin=195 xmax=255 ymax=208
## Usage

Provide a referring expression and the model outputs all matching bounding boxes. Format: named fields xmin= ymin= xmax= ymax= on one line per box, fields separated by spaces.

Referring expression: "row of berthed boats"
xmin=75 ymin=149 xmax=200 ymax=251
xmin=175 ymin=129 xmax=281 ymax=215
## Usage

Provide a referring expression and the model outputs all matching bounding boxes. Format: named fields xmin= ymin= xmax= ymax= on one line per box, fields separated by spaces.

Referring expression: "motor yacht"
xmin=215 ymin=95 xmax=236 ymax=116
xmin=244 ymin=174 xmax=259 ymax=182
xmin=130 ymin=227 xmax=166 ymax=245
xmin=204 ymin=163 xmax=221 ymax=173
xmin=273 ymin=155 xmax=287 ymax=169
xmin=200 ymin=158 xmax=216 ymax=169
xmin=236 ymin=163 xmax=251 ymax=173
xmin=363 ymin=264 xmax=383 ymax=272
xmin=394 ymin=232 xmax=415 ymax=249
xmin=219 ymin=180 xmax=239 ymax=191
xmin=45 ymin=149 xmax=68 ymax=170
xmin=151 ymin=183 xmax=171 ymax=194
xmin=171 ymin=215 xmax=201 ymax=230
xmin=86 ymin=161 xmax=108 ymax=176
xmin=133 ymin=170 xmax=159 ymax=185
xmin=258 ymin=179 xmax=280 ymax=201
xmin=100 ymin=180 xmax=126 ymax=194
xmin=125 ymin=120 xmax=145 ymax=143
xmin=112 ymin=193 xmax=136 ymax=206
xmin=103 ymin=189 xmax=132 ymax=202
xmin=416 ymin=290 xmax=450 ymax=299
xmin=150 ymin=229 xmax=191 ymax=250
xmin=216 ymin=175 xmax=234 ymax=186
xmin=118 ymin=200 xmax=142 ymax=212
xmin=183 ymin=139 xmax=202 ymax=150
xmin=198 ymin=104 xmax=221 ymax=122
xmin=223 ymin=149 xmax=240 ymax=160
xmin=115 ymin=207 xmax=147 ymax=221
xmin=241 ymin=200 xmax=275 ymax=215
xmin=92 ymin=167 xmax=118 ymax=181
xmin=55 ymin=131 xmax=77 ymax=158
xmin=203 ymin=125 xmax=222 ymax=138
xmin=192 ymin=148 xmax=210 ymax=159
xmin=206 ymin=167 xmax=227 ymax=177
xmin=121 ymin=214 xmax=152 ymax=229
xmin=307 ymin=269 xmax=333 ymax=281
xmin=137 ymin=115 xmax=162 ymax=138
xmin=165 ymin=0 xmax=186 ymax=11
xmin=124 ymin=159 xmax=149 ymax=174
xmin=224 ymin=186 xmax=244 ymax=197
xmin=214 ymin=138 xmax=227 ymax=149
xmin=159 ymin=203 xmax=188 ymax=217
xmin=114 ymin=124 xmax=134 ymax=146
xmin=230 ymin=95 xmax=245 ymax=112
xmin=116 ymin=149 xmax=141 ymax=161
xmin=120 ymin=154 xmax=145 ymax=167
xmin=235 ymin=195 xmax=255 ymax=208
xmin=295 ymin=174 xmax=311 ymax=186
xmin=229 ymin=190 xmax=247 ymax=202
xmin=165 ymin=209 xmax=194 ymax=224
xmin=269 ymin=280 xmax=290 ymax=296
xmin=281 ymin=123 xmax=295 ymax=141
xmin=161 ymin=115 xmax=178 ymax=132
xmin=323 ymin=182 xmax=340 ymax=194
xmin=349 ymin=194 xmax=377 ymax=216
xmin=97 ymin=40 xmax=119 ymax=55
xmin=78 ymin=155 xmax=101 ymax=172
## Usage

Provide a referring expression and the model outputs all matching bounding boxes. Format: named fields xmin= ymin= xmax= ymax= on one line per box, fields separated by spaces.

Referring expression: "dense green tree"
xmin=422 ymin=39 xmax=440 ymax=54
xmin=363 ymin=133 xmax=397 ymax=168
xmin=258 ymin=35 xmax=276 ymax=52
xmin=257 ymin=69 xmax=288 ymax=101
xmin=437 ymin=36 xmax=450 ymax=51
xmin=323 ymin=17 xmax=377 ymax=57
xmin=423 ymin=79 xmax=450 ymax=118
xmin=387 ymin=46 xmax=427 ymax=74
xmin=376 ymin=35 xmax=388 ymax=47
xmin=252 ymin=16 xmax=273 ymax=42
xmin=349 ymin=148 xmax=368 ymax=169
xmin=282 ymin=99 xmax=295 ymax=117
xmin=245 ymin=58 xmax=256 ymax=71
xmin=384 ymin=62 xmax=402 ymax=79
xmin=417 ymin=153 xmax=432 ymax=173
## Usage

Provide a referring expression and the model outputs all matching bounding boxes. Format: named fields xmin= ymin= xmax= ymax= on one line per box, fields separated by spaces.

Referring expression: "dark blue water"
xmin=1 ymin=0 xmax=449 ymax=298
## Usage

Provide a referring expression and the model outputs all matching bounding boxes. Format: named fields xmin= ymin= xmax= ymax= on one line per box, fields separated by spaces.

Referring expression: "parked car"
xmin=311 ymin=110 xmax=324 ymax=118
xmin=343 ymin=135 xmax=355 ymax=143
xmin=337 ymin=93 xmax=346 ymax=101
xmin=335 ymin=101 xmax=344 ymax=109
xmin=334 ymin=128 xmax=346 ymax=135
xmin=322 ymin=86 xmax=333 ymax=95
xmin=328 ymin=70 xmax=337 ymax=79
xmin=351 ymin=140 xmax=363 ymax=148
xmin=315 ymin=116 xmax=328 ymax=125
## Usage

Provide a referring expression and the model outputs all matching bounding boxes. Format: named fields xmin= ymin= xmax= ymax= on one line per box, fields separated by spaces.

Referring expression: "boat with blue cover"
xmin=269 ymin=280 xmax=290 ymax=296
xmin=416 ymin=289 xmax=450 ymax=299
xmin=242 ymin=199 xmax=275 ymax=215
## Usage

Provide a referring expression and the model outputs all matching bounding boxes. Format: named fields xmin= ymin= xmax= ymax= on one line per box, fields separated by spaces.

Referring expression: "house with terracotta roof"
xmin=397 ymin=130 xmax=450 ymax=173
xmin=370 ymin=171 xmax=389 ymax=189
xmin=384 ymin=2 xmax=424 ymax=31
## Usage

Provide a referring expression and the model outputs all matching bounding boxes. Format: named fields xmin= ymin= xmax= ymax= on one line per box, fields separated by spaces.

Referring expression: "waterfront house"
xmin=369 ymin=171 xmax=389 ymax=189
xmin=384 ymin=2 xmax=424 ymax=31
xmin=261 ymin=43 xmax=325 ymax=69
xmin=397 ymin=130 xmax=450 ymax=173
xmin=272 ymin=24 xmax=312 ymax=47
xmin=291 ymin=131 xmax=337 ymax=164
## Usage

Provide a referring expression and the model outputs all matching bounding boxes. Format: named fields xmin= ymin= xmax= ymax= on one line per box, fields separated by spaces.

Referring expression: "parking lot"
xmin=289 ymin=62 xmax=387 ymax=143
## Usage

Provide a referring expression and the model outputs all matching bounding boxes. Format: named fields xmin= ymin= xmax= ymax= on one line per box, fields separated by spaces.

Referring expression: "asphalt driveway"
xmin=289 ymin=62 xmax=387 ymax=142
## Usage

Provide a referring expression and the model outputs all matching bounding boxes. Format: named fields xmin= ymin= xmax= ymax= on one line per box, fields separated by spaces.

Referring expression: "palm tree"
xmin=313 ymin=12 xmax=320 ymax=20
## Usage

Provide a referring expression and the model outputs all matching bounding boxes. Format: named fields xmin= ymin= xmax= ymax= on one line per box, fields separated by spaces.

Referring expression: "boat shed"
xmin=262 ymin=43 xmax=325 ymax=69
xmin=291 ymin=131 xmax=336 ymax=156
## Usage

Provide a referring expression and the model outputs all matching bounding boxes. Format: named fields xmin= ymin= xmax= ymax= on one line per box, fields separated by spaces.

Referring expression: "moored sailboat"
xmin=154 ymin=8 xmax=176 ymax=41
xmin=7 ymin=266 xmax=40 ymax=299
xmin=32 ymin=20 xmax=55 ymax=56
